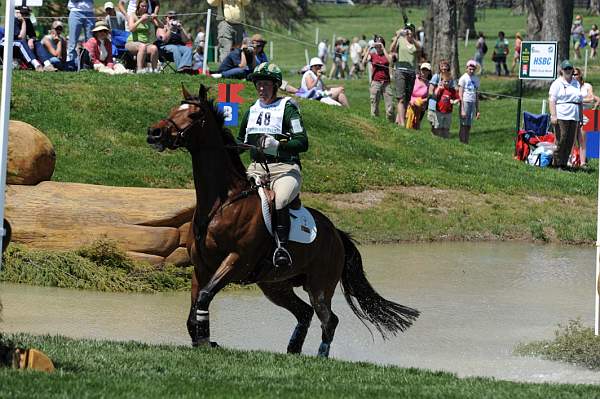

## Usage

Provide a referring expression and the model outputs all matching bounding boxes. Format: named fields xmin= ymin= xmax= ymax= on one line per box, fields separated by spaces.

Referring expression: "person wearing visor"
xmin=39 ymin=20 xmax=67 ymax=70
xmin=237 ymin=63 xmax=308 ymax=268
xmin=252 ymin=33 xmax=268 ymax=64
xmin=549 ymin=60 xmax=583 ymax=169
xmin=104 ymin=1 xmax=127 ymax=31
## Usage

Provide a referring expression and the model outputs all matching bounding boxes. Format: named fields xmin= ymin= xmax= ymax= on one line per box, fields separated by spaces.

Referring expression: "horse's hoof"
xmin=192 ymin=339 xmax=220 ymax=348
xmin=210 ymin=341 xmax=220 ymax=348
xmin=317 ymin=342 xmax=330 ymax=358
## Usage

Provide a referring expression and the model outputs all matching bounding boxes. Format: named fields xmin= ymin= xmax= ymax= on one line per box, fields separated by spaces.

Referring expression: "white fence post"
xmin=202 ymin=8 xmax=212 ymax=75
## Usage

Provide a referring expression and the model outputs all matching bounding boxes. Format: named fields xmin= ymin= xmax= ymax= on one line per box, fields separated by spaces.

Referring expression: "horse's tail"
xmin=338 ymin=229 xmax=420 ymax=339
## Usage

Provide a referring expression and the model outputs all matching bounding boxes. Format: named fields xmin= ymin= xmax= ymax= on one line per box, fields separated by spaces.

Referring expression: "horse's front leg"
xmin=193 ymin=252 xmax=240 ymax=347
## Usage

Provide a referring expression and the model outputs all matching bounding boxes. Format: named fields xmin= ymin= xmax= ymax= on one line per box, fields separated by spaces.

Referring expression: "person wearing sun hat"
xmin=84 ymin=21 xmax=128 ymax=74
xmin=457 ymin=59 xmax=481 ymax=144
xmin=549 ymin=60 xmax=583 ymax=168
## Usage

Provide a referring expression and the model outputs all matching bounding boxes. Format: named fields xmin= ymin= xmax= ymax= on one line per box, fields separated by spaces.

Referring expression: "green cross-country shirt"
xmin=237 ymin=98 xmax=308 ymax=166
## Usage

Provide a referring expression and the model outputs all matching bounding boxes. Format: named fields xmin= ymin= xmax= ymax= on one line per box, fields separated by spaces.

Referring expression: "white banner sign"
xmin=519 ymin=41 xmax=558 ymax=80
xmin=15 ymin=0 xmax=43 ymax=6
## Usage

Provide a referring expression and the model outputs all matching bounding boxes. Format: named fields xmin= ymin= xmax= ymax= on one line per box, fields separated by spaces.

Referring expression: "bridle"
xmin=160 ymin=100 xmax=206 ymax=148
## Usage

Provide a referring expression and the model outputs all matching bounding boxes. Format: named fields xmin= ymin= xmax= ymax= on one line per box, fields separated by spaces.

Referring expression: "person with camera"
xmin=213 ymin=37 xmax=255 ymax=79
xmin=156 ymin=10 xmax=193 ymax=73
xmin=390 ymin=23 xmax=420 ymax=127
xmin=0 ymin=6 xmax=44 ymax=71
xmin=362 ymin=36 xmax=393 ymax=121
xmin=126 ymin=0 xmax=160 ymax=73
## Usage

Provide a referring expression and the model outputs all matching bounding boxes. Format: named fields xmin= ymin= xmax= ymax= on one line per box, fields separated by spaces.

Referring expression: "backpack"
xmin=481 ymin=42 xmax=488 ymax=54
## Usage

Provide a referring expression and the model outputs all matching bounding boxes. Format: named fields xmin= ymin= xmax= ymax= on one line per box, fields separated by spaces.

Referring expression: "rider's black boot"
xmin=273 ymin=206 xmax=292 ymax=268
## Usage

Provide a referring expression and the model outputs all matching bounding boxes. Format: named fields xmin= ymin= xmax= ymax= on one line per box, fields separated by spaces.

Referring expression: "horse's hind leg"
xmin=307 ymin=286 xmax=339 ymax=358
xmin=258 ymin=282 xmax=314 ymax=354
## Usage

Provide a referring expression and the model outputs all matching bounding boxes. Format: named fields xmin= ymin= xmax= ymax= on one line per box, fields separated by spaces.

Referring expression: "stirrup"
xmin=273 ymin=246 xmax=292 ymax=268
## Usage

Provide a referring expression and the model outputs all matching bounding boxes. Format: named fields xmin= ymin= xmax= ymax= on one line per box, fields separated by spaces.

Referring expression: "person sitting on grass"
xmin=301 ymin=57 xmax=349 ymax=107
xmin=39 ymin=20 xmax=68 ymax=71
xmin=84 ymin=21 xmax=129 ymax=74
xmin=212 ymin=37 xmax=255 ymax=79
xmin=433 ymin=72 xmax=460 ymax=139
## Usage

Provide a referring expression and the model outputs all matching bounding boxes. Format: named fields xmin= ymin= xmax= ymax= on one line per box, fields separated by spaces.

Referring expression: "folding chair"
xmin=111 ymin=29 xmax=135 ymax=70
xmin=155 ymin=40 xmax=177 ymax=73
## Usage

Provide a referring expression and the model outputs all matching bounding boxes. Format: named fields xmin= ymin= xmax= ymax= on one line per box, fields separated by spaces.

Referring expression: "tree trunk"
xmin=525 ymin=0 xmax=544 ymax=40
xmin=541 ymin=0 xmax=574 ymax=62
xmin=426 ymin=0 xmax=460 ymax=78
xmin=590 ymin=0 xmax=600 ymax=16
xmin=458 ymin=0 xmax=476 ymax=39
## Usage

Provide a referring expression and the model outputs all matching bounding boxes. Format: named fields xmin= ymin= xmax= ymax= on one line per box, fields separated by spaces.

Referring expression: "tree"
xmin=525 ymin=0 xmax=544 ymax=40
xmin=590 ymin=0 xmax=600 ymax=16
xmin=458 ymin=0 xmax=476 ymax=40
xmin=540 ymin=0 xmax=573 ymax=62
xmin=425 ymin=0 xmax=460 ymax=78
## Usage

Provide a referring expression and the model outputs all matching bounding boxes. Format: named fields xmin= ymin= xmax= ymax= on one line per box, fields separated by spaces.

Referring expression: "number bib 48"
xmin=245 ymin=97 xmax=290 ymax=141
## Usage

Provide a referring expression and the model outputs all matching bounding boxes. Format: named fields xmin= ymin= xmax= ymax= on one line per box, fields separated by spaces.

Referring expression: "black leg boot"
xmin=273 ymin=206 xmax=292 ymax=268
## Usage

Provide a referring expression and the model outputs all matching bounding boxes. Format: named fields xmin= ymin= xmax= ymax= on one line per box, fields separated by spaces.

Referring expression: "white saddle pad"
xmin=258 ymin=187 xmax=317 ymax=244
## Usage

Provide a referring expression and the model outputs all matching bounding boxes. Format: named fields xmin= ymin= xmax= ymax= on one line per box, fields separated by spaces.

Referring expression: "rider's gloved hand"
xmin=260 ymin=135 xmax=279 ymax=151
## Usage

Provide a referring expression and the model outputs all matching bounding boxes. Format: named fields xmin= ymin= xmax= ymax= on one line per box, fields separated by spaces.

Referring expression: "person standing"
xmin=571 ymin=15 xmax=584 ymax=60
xmin=362 ymin=37 xmax=393 ymax=121
xmin=474 ymin=31 xmax=486 ymax=74
xmin=458 ymin=60 xmax=480 ymax=144
xmin=511 ymin=32 xmax=522 ymax=74
xmin=104 ymin=2 xmax=127 ymax=31
xmin=207 ymin=0 xmax=250 ymax=63
xmin=493 ymin=31 xmax=509 ymax=76
xmin=238 ymin=62 xmax=308 ymax=268
xmin=573 ymin=67 xmax=599 ymax=166
xmin=548 ymin=60 xmax=583 ymax=169
xmin=590 ymin=24 xmax=599 ymax=59
xmin=427 ymin=60 xmax=453 ymax=137
xmin=390 ymin=23 xmax=419 ymax=127
xmin=67 ymin=0 xmax=95 ymax=63
xmin=317 ymin=38 xmax=328 ymax=64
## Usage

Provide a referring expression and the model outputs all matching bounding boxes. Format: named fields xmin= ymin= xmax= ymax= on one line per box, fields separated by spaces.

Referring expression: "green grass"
xmin=516 ymin=319 xmax=600 ymax=370
xmin=0 ymin=333 xmax=598 ymax=398
xmin=0 ymin=241 xmax=192 ymax=292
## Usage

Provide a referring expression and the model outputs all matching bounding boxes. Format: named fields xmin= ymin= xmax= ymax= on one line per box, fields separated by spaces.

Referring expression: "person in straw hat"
xmin=84 ymin=21 xmax=129 ymax=74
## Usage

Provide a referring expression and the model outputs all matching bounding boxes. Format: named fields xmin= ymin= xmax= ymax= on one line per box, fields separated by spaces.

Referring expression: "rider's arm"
xmin=236 ymin=109 xmax=250 ymax=148
xmin=280 ymin=101 xmax=308 ymax=153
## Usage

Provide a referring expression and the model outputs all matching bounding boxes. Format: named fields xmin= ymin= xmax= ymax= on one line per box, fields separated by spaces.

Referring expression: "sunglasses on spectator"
xmin=564 ymin=67 xmax=573 ymax=71
xmin=573 ymin=73 xmax=580 ymax=76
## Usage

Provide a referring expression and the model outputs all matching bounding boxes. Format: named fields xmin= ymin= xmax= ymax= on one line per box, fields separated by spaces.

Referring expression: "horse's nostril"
xmin=147 ymin=127 xmax=161 ymax=138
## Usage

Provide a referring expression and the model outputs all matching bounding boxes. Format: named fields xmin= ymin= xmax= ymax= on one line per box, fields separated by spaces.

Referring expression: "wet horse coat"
xmin=147 ymin=84 xmax=419 ymax=356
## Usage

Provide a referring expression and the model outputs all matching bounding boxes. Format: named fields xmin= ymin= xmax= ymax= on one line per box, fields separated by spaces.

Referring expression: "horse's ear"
xmin=181 ymin=84 xmax=193 ymax=100
xmin=199 ymin=84 xmax=210 ymax=102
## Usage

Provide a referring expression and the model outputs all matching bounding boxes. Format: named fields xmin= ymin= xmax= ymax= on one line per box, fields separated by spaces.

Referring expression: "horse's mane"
xmin=193 ymin=97 xmax=248 ymax=179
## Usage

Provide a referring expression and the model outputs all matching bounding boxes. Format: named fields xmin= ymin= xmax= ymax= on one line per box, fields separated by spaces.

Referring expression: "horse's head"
xmin=147 ymin=84 xmax=215 ymax=152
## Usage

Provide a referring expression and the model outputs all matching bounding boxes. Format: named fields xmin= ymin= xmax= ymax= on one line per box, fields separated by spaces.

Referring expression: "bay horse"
xmin=147 ymin=84 xmax=419 ymax=357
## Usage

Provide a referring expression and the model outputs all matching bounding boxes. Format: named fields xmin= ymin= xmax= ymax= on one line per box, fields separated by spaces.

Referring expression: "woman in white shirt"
xmin=301 ymin=57 xmax=349 ymax=107
xmin=573 ymin=67 xmax=599 ymax=166
xmin=548 ymin=60 xmax=583 ymax=168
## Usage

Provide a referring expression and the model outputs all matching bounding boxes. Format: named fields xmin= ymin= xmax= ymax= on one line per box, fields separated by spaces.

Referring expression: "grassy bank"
xmin=0 ymin=333 xmax=597 ymax=398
